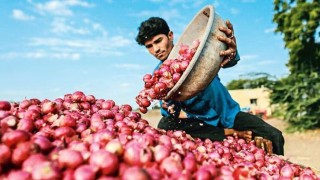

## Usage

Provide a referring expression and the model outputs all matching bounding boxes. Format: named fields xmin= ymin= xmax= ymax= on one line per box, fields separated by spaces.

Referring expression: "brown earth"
xmin=141 ymin=109 xmax=320 ymax=172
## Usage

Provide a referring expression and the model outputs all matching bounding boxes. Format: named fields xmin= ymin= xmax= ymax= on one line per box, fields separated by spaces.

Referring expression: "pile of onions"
xmin=0 ymin=92 xmax=319 ymax=179
xmin=136 ymin=40 xmax=201 ymax=113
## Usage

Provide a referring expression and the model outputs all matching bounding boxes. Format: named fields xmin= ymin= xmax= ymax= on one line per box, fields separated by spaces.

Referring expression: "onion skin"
xmin=0 ymin=101 xmax=11 ymax=111
xmin=89 ymin=150 xmax=119 ymax=175
xmin=74 ymin=165 xmax=97 ymax=180
xmin=11 ymin=141 xmax=40 ymax=166
xmin=1 ymin=130 xmax=31 ymax=148
xmin=121 ymin=166 xmax=151 ymax=180
xmin=0 ymin=144 xmax=11 ymax=165
xmin=58 ymin=149 xmax=84 ymax=169
xmin=7 ymin=170 xmax=32 ymax=180
xmin=22 ymin=153 xmax=48 ymax=173
xmin=32 ymin=161 xmax=61 ymax=180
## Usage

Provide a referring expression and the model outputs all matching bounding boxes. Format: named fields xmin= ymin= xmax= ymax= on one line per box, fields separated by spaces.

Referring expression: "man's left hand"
xmin=217 ymin=20 xmax=237 ymax=67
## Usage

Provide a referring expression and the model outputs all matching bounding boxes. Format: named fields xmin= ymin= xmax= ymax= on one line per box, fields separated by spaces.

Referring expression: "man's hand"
xmin=217 ymin=20 xmax=237 ymax=67
xmin=161 ymin=100 xmax=175 ymax=114
xmin=254 ymin=136 xmax=273 ymax=155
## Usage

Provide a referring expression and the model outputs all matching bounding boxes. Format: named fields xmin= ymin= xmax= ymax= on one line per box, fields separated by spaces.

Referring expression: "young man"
xmin=135 ymin=17 xmax=285 ymax=155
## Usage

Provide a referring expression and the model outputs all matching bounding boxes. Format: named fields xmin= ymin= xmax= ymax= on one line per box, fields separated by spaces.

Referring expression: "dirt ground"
xmin=141 ymin=110 xmax=320 ymax=172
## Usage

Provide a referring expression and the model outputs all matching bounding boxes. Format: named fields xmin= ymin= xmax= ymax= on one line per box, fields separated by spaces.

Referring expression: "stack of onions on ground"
xmin=135 ymin=40 xmax=201 ymax=113
xmin=0 ymin=92 xmax=319 ymax=179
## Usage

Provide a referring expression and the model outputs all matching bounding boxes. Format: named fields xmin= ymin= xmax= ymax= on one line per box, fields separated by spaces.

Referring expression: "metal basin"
xmin=164 ymin=5 xmax=227 ymax=101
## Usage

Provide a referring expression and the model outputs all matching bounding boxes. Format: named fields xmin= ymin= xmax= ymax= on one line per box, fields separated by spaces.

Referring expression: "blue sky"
xmin=0 ymin=0 xmax=289 ymax=108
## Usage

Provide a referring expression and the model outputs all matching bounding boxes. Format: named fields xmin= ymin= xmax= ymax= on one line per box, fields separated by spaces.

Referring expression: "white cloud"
xmin=51 ymin=18 xmax=90 ymax=35
xmin=34 ymin=0 xmax=94 ymax=16
xmin=131 ymin=9 xmax=181 ymax=21
xmin=12 ymin=9 xmax=35 ymax=21
xmin=114 ymin=64 xmax=144 ymax=70
xmin=264 ymin=27 xmax=275 ymax=34
xmin=0 ymin=51 xmax=80 ymax=60
xmin=241 ymin=0 xmax=256 ymax=3
xmin=25 ymin=51 xmax=80 ymax=60
xmin=240 ymin=54 xmax=258 ymax=60
xmin=120 ymin=83 xmax=131 ymax=87
xmin=257 ymin=60 xmax=276 ymax=65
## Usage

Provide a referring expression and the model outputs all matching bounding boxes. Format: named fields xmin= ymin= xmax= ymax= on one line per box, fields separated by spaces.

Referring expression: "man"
xmin=135 ymin=17 xmax=284 ymax=155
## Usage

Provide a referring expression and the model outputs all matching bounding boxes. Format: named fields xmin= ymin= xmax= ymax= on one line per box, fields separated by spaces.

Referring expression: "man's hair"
xmin=135 ymin=17 xmax=170 ymax=46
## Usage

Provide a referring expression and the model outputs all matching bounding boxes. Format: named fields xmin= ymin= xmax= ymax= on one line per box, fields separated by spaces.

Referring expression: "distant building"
xmin=229 ymin=87 xmax=271 ymax=119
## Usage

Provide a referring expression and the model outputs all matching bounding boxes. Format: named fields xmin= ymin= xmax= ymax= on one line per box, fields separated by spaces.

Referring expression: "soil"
xmin=141 ymin=110 xmax=320 ymax=172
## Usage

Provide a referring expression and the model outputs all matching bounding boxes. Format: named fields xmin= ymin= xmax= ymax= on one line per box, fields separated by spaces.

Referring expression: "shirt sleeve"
xmin=221 ymin=49 xmax=240 ymax=69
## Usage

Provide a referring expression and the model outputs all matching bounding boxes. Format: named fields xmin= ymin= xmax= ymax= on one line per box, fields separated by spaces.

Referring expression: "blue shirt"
xmin=158 ymin=52 xmax=241 ymax=128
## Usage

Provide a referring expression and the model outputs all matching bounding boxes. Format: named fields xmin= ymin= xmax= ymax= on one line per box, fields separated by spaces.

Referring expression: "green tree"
xmin=272 ymin=0 xmax=320 ymax=131
xmin=226 ymin=72 xmax=276 ymax=90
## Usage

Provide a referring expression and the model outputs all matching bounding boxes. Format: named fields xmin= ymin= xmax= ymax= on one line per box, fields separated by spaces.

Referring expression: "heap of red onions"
xmin=136 ymin=40 xmax=201 ymax=113
xmin=0 ymin=91 xmax=319 ymax=179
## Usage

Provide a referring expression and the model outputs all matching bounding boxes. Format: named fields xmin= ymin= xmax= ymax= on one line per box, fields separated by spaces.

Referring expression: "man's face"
xmin=144 ymin=32 xmax=174 ymax=61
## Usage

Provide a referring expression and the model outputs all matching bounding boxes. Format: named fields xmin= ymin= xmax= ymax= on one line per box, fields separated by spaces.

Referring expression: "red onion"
xmin=121 ymin=166 xmax=151 ymax=180
xmin=105 ymin=139 xmax=124 ymax=156
xmin=19 ymin=99 xmax=32 ymax=109
xmin=153 ymin=144 xmax=171 ymax=162
xmin=280 ymin=164 xmax=294 ymax=178
xmin=17 ymin=118 xmax=34 ymax=132
xmin=0 ymin=144 xmax=11 ymax=165
xmin=71 ymin=91 xmax=86 ymax=102
xmin=7 ymin=170 xmax=32 ymax=180
xmin=41 ymin=100 xmax=57 ymax=114
xmin=58 ymin=149 xmax=84 ymax=169
xmin=160 ymin=156 xmax=183 ymax=175
xmin=89 ymin=149 xmax=119 ymax=175
xmin=0 ymin=101 xmax=11 ymax=111
xmin=1 ymin=130 xmax=31 ymax=147
xmin=32 ymin=161 xmax=61 ymax=180
xmin=74 ymin=165 xmax=97 ymax=180
xmin=11 ymin=141 xmax=40 ymax=166
xmin=124 ymin=141 xmax=152 ymax=166
xmin=22 ymin=153 xmax=48 ymax=173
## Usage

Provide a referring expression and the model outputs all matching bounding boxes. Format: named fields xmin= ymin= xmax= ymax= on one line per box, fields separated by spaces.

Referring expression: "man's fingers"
xmin=225 ymin=20 xmax=234 ymax=32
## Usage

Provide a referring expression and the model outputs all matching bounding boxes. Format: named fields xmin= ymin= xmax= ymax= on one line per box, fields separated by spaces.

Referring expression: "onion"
xmin=71 ymin=91 xmax=86 ymax=102
xmin=121 ymin=166 xmax=151 ymax=180
xmin=0 ymin=144 xmax=11 ymax=165
xmin=41 ymin=100 xmax=57 ymax=114
xmin=124 ymin=141 xmax=152 ymax=166
xmin=7 ymin=170 xmax=32 ymax=180
xmin=183 ymin=153 xmax=197 ymax=172
xmin=17 ymin=118 xmax=34 ymax=132
xmin=160 ymin=156 xmax=183 ymax=175
xmin=1 ymin=130 xmax=31 ymax=147
xmin=11 ymin=141 xmax=40 ymax=166
xmin=32 ymin=161 xmax=61 ymax=180
xmin=58 ymin=149 xmax=84 ymax=169
xmin=74 ymin=165 xmax=97 ymax=180
xmin=89 ymin=149 xmax=119 ymax=175
xmin=54 ymin=126 xmax=76 ymax=139
xmin=153 ymin=144 xmax=171 ymax=163
xmin=22 ymin=153 xmax=48 ymax=173
xmin=280 ymin=164 xmax=294 ymax=178
xmin=19 ymin=99 xmax=32 ymax=109
xmin=0 ymin=101 xmax=11 ymax=111
xmin=1 ymin=115 xmax=18 ymax=128
xmin=32 ymin=135 xmax=53 ymax=153
xmin=105 ymin=139 xmax=124 ymax=156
